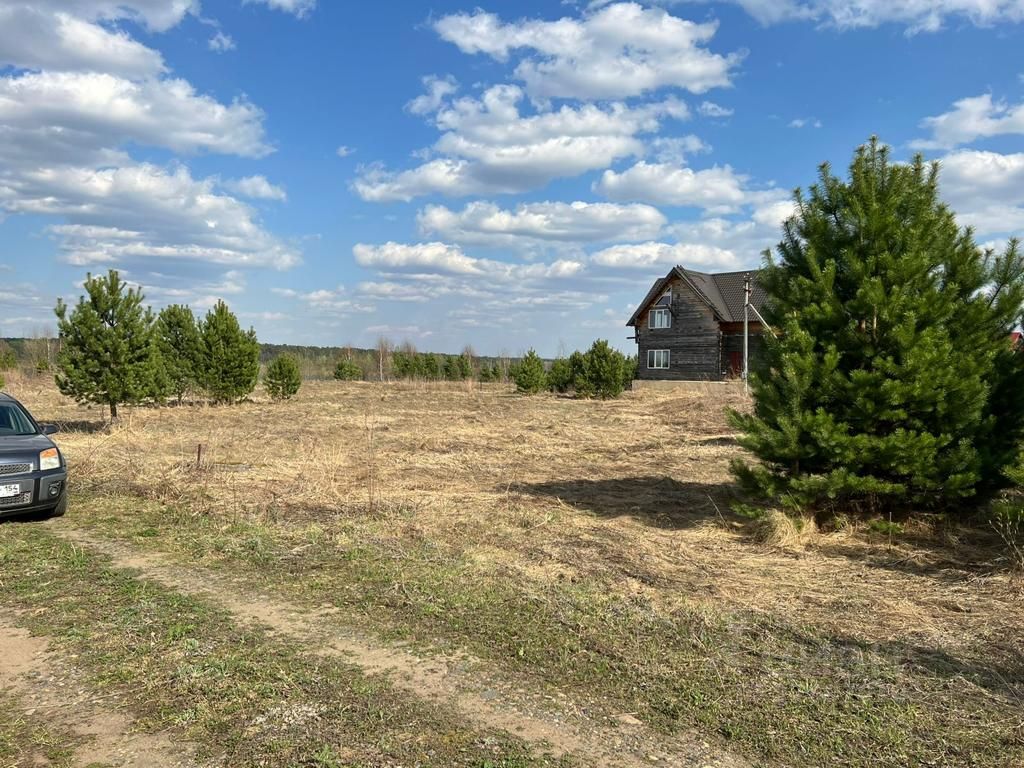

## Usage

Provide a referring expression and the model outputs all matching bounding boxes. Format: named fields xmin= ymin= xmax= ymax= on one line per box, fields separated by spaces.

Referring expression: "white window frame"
xmin=647 ymin=349 xmax=670 ymax=369
xmin=649 ymin=307 xmax=671 ymax=329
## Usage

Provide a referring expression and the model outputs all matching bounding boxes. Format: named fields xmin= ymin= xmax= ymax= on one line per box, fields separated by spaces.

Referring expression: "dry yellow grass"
xmin=8 ymin=372 xmax=1020 ymax=658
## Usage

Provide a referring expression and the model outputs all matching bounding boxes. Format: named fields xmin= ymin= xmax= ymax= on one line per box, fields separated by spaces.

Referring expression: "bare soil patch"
xmin=0 ymin=611 xmax=199 ymax=768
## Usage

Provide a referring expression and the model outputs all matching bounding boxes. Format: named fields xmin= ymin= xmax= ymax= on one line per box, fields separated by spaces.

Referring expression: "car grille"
xmin=0 ymin=463 xmax=32 ymax=476
xmin=0 ymin=492 xmax=32 ymax=507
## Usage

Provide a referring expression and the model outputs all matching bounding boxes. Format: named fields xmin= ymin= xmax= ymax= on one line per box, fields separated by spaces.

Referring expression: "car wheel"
xmin=47 ymin=492 xmax=68 ymax=518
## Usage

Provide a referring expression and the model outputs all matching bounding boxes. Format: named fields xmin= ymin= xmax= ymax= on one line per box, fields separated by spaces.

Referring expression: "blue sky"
xmin=2 ymin=0 xmax=1024 ymax=356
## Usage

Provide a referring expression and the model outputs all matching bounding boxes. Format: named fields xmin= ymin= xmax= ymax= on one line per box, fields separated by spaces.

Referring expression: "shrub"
xmin=513 ymin=349 xmax=547 ymax=394
xmin=264 ymin=355 xmax=302 ymax=401
xmin=0 ymin=371 xmax=4 ymax=389
xmin=334 ymin=359 xmax=363 ymax=381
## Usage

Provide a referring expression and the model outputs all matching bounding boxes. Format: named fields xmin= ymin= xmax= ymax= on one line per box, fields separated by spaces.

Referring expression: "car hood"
xmin=0 ymin=434 xmax=57 ymax=464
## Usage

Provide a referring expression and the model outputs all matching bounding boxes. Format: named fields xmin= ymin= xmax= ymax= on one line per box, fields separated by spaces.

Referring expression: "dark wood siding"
xmin=636 ymin=277 xmax=722 ymax=380
xmin=720 ymin=331 xmax=764 ymax=379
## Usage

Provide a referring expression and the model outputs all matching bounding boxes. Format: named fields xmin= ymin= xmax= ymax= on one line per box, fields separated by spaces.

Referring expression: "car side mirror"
xmin=40 ymin=423 xmax=59 ymax=435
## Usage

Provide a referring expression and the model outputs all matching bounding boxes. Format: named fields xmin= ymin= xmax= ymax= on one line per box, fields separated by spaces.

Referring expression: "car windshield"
xmin=0 ymin=403 xmax=37 ymax=436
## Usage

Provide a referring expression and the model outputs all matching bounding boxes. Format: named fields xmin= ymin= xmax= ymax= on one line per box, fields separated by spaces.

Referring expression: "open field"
xmin=1 ymin=375 xmax=1022 ymax=767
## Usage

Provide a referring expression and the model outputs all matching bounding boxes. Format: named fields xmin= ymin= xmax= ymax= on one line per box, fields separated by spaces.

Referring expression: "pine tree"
xmin=581 ymin=339 xmax=627 ymax=399
xmin=334 ymin=359 xmax=363 ymax=381
xmin=265 ymin=355 xmax=302 ymax=400
xmin=199 ymin=300 xmax=260 ymax=404
xmin=155 ymin=304 xmax=202 ymax=404
xmin=54 ymin=270 xmax=158 ymax=419
xmin=513 ymin=349 xmax=547 ymax=394
xmin=731 ymin=138 xmax=1024 ymax=513
xmin=548 ymin=357 xmax=573 ymax=393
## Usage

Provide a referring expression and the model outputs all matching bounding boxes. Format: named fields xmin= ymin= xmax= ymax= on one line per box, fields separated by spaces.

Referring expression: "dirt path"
xmin=52 ymin=525 xmax=749 ymax=768
xmin=0 ymin=611 xmax=201 ymax=768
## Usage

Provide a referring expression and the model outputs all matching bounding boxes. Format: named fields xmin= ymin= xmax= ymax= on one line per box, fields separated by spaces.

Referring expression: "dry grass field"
xmin=1 ymin=374 xmax=1022 ymax=767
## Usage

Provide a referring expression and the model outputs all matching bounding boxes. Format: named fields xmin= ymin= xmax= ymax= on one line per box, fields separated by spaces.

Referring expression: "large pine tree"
xmin=732 ymin=138 xmax=1024 ymax=513
xmin=199 ymin=300 xmax=260 ymax=403
xmin=54 ymin=270 xmax=158 ymax=419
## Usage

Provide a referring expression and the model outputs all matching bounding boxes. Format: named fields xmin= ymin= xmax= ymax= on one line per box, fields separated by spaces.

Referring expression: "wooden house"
xmin=627 ymin=266 xmax=766 ymax=381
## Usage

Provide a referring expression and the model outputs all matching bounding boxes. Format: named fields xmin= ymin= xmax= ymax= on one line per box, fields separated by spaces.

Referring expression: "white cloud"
xmin=698 ymin=101 xmax=734 ymax=118
xmin=591 ymin=241 xmax=742 ymax=271
xmin=0 ymin=6 xmax=166 ymax=77
xmin=25 ymin=1 xmax=198 ymax=33
xmin=648 ymin=134 xmax=711 ymax=164
xmin=0 ymin=71 xmax=271 ymax=162
xmin=417 ymin=200 xmax=666 ymax=246
xmin=433 ymin=2 xmax=742 ymax=101
xmin=336 ymin=145 xmax=355 ymax=157
xmin=354 ymin=86 xmax=685 ymax=200
xmin=595 ymin=161 xmax=751 ymax=211
xmin=939 ymin=149 xmax=1024 ymax=234
xmin=223 ymin=175 xmax=287 ymax=201
xmin=353 ymin=241 xmax=584 ymax=281
xmin=208 ymin=31 xmax=236 ymax=53
xmin=2 ymin=163 xmax=300 ymax=269
xmin=243 ymin=0 xmax=316 ymax=18
xmin=407 ymin=75 xmax=459 ymax=115
xmin=913 ymin=93 xmax=1024 ymax=149
xmin=788 ymin=117 xmax=822 ymax=128
xmin=725 ymin=0 xmax=1024 ymax=31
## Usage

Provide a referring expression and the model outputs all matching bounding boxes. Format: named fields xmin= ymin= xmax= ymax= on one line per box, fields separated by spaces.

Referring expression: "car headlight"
xmin=39 ymin=448 xmax=60 ymax=471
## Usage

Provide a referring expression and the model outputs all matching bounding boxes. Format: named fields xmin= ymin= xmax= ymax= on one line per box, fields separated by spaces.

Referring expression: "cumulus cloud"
xmin=208 ymin=31 xmax=236 ymax=53
xmin=0 ymin=71 xmax=272 ymax=162
xmin=698 ymin=101 xmax=734 ymax=118
xmin=788 ymin=117 xmax=822 ymax=128
xmin=354 ymin=85 xmax=685 ymax=200
xmin=406 ymin=75 xmax=459 ymax=115
xmin=725 ymin=0 xmax=1024 ymax=31
xmin=913 ymin=93 xmax=1024 ymax=149
xmin=223 ymin=175 xmax=287 ymax=200
xmin=243 ymin=0 xmax=316 ymax=18
xmin=4 ymin=163 xmax=300 ymax=269
xmin=595 ymin=161 xmax=751 ymax=211
xmin=591 ymin=241 xmax=741 ymax=271
xmin=353 ymin=241 xmax=584 ymax=281
xmin=417 ymin=200 xmax=666 ymax=246
xmin=0 ymin=5 xmax=166 ymax=77
xmin=939 ymin=149 xmax=1024 ymax=234
xmin=336 ymin=145 xmax=355 ymax=157
xmin=433 ymin=2 xmax=742 ymax=101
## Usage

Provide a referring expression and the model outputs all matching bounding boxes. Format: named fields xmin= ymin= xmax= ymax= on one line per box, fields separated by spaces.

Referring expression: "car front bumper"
xmin=0 ymin=469 xmax=68 ymax=519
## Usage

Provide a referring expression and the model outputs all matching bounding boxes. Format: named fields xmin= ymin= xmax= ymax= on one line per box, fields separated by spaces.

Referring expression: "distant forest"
xmin=1 ymin=337 xmax=532 ymax=382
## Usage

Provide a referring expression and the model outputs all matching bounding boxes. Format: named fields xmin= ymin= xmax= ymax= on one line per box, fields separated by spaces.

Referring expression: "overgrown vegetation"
xmin=0 ymin=528 xmax=561 ymax=767
xmin=733 ymin=138 xmax=1024 ymax=515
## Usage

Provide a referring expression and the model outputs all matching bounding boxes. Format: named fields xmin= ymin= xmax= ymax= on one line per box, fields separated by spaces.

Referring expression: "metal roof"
xmin=626 ymin=266 xmax=765 ymax=326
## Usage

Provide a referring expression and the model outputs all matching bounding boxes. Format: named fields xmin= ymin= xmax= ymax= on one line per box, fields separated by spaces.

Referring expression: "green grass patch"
xmin=0 ymin=524 xmax=566 ymax=768
xmin=67 ymin=494 xmax=1024 ymax=768
xmin=0 ymin=691 xmax=79 ymax=768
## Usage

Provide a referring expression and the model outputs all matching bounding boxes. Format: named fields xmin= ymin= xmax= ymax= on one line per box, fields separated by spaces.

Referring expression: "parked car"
xmin=0 ymin=392 xmax=67 ymax=519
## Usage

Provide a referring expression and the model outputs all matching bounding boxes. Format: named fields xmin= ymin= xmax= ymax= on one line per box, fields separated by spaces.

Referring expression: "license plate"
xmin=0 ymin=484 xmax=20 ymax=498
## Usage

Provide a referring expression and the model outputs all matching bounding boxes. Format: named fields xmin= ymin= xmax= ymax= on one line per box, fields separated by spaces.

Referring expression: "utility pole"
xmin=743 ymin=273 xmax=750 ymax=395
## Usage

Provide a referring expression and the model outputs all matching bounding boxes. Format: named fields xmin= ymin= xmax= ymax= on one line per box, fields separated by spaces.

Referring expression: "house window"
xmin=648 ymin=349 xmax=670 ymax=369
xmin=649 ymin=308 xmax=671 ymax=329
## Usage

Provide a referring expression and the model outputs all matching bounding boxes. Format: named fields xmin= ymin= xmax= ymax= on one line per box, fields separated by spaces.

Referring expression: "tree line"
xmin=52 ymin=271 xmax=261 ymax=417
